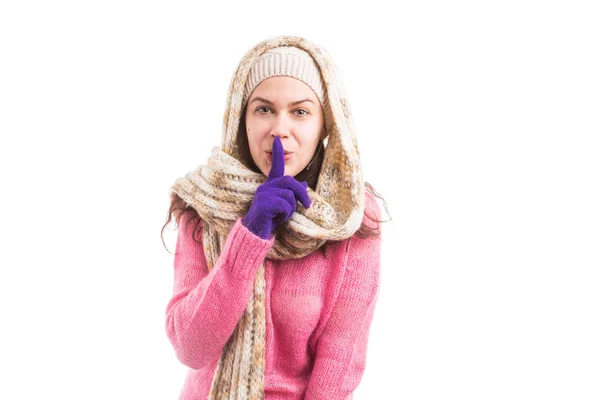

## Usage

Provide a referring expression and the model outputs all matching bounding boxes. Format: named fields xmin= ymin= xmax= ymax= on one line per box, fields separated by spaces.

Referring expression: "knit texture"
xmin=244 ymin=46 xmax=326 ymax=106
xmin=165 ymin=191 xmax=381 ymax=399
xmin=170 ymin=35 xmax=365 ymax=399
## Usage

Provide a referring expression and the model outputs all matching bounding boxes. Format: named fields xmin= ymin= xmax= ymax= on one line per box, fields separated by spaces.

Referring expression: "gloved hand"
xmin=242 ymin=136 xmax=311 ymax=239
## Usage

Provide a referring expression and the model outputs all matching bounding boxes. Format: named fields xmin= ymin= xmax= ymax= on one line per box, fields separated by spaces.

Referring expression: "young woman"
xmin=161 ymin=35 xmax=388 ymax=400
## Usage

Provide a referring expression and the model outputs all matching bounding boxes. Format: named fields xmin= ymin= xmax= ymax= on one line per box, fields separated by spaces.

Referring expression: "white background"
xmin=1 ymin=1 xmax=599 ymax=399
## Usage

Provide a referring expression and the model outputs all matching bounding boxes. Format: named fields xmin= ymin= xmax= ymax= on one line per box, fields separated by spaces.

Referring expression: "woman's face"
xmin=245 ymin=76 xmax=325 ymax=178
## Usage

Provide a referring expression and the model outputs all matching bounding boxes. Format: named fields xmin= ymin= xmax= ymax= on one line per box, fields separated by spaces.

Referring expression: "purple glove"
xmin=242 ymin=136 xmax=311 ymax=239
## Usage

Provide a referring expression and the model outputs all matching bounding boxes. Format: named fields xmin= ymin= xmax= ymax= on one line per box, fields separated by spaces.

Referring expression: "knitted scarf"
xmin=170 ymin=35 xmax=365 ymax=399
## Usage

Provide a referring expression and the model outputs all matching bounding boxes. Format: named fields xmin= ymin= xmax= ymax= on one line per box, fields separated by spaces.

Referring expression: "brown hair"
xmin=160 ymin=107 xmax=390 ymax=253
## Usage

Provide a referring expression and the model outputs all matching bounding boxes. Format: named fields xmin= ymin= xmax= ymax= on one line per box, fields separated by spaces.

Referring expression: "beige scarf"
xmin=170 ymin=35 xmax=365 ymax=399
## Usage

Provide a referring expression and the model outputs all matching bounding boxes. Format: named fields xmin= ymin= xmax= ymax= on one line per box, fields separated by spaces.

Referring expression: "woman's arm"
xmin=164 ymin=213 xmax=274 ymax=370
xmin=304 ymin=196 xmax=382 ymax=400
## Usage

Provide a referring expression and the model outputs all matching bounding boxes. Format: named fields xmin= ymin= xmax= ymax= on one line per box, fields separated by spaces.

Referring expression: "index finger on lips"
xmin=267 ymin=136 xmax=285 ymax=181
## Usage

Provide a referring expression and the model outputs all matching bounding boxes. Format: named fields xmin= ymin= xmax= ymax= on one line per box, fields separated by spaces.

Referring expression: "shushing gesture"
xmin=242 ymin=137 xmax=311 ymax=240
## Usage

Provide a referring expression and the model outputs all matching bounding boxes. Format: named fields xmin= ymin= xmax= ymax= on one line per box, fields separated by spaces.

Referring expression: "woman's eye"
xmin=256 ymin=107 xmax=308 ymax=116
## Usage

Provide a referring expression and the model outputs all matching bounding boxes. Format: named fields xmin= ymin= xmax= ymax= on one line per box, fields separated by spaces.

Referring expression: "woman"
xmin=161 ymin=35 xmax=388 ymax=400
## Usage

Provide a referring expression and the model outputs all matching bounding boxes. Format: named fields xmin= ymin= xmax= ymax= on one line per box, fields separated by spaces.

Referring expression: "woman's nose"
xmin=270 ymin=115 xmax=291 ymax=138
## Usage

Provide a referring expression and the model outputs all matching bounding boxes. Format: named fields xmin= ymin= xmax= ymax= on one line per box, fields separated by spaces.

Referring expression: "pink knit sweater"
xmin=165 ymin=191 xmax=381 ymax=400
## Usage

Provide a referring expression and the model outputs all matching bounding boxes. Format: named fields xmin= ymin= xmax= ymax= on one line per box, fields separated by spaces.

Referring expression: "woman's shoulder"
xmin=362 ymin=188 xmax=382 ymax=230
xmin=326 ymin=189 xmax=381 ymax=256
xmin=177 ymin=208 xmax=204 ymax=242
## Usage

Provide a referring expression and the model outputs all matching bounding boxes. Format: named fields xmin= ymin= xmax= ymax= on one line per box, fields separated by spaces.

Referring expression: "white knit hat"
xmin=243 ymin=46 xmax=326 ymax=107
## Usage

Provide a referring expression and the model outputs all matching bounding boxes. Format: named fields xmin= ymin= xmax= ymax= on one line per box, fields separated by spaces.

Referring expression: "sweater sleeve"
xmin=164 ymin=213 xmax=275 ymax=370
xmin=304 ymin=194 xmax=382 ymax=400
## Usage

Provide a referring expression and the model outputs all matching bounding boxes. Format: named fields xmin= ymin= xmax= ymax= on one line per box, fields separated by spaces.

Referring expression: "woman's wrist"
xmin=242 ymin=214 xmax=272 ymax=240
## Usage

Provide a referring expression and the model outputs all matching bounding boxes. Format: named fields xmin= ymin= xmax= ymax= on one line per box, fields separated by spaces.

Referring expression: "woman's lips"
xmin=266 ymin=152 xmax=294 ymax=162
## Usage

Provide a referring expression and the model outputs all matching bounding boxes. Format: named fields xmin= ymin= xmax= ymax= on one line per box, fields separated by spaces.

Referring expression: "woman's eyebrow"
xmin=250 ymin=97 xmax=315 ymax=106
